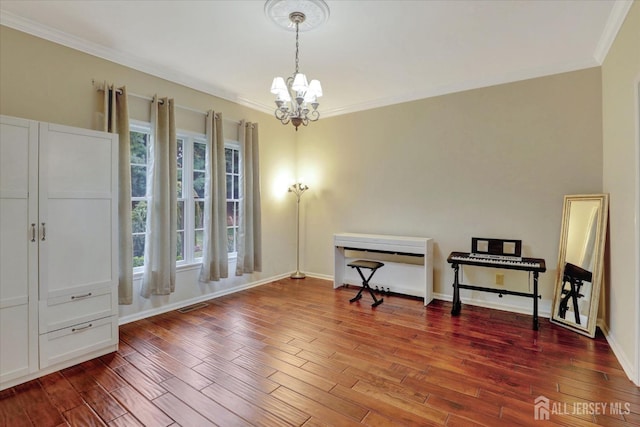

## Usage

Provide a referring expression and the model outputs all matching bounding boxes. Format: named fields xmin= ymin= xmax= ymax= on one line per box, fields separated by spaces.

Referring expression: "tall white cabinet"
xmin=0 ymin=115 xmax=119 ymax=390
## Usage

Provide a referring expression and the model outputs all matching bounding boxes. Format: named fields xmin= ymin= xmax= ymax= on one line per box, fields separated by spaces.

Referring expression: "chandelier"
xmin=266 ymin=0 xmax=328 ymax=131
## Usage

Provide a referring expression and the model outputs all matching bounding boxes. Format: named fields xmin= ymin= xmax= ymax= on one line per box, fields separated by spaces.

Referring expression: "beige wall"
xmin=602 ymin=1 xmax=640 ymax=384
xmin=3 ymin=15 xmax=635 ymax=383
xmin=298 ymin=68 xmax=603 ymax=316
xmin=0 ymin=26 xmax=299 ymax=320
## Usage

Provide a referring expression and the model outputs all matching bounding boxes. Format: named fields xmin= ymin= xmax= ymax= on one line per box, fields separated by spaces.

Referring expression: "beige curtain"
xmin=200 ymin=111 xmax=228 ymax=282
xmin=236 ymin=121 xmax=262 ymax=275
xmin=141 ymin=96 xmax=177 ymax=297
xmin=101 ymin=83 xmax=133 ymax=305
xmin=200 ymin=111 xmax=229 ymax=282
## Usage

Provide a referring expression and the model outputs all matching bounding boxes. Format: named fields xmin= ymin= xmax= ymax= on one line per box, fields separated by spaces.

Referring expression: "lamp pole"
xmin=289 ymin=182 xmax=308 ymax=279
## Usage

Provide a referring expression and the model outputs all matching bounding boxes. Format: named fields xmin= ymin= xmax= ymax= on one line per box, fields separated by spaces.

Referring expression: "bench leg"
xmin=349 ymin=266 xmax=384 ymax=307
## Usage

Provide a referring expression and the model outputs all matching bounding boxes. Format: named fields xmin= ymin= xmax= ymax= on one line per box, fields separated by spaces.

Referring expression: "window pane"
xmin=130 ymin=131 xmax=148 ymax=164
xmin=193 ymin=171 xmax=205 ymax=198
xmin=177 ymin=169 xmax=183 ymax=198
xmin=225 ymin=148 xmax=232 ymax=173
xmin=132 ymin=234 xmax=145 ymax=267
xmin=227 ymin=227 xmax=235 ymax=252
xmin=233 ymin=149 xmax=239 ymax=174
xmin=194 ymin=230 xmax=204 ymax=258
xmin=177 ymin=201 xmax=184 ymax=230
xmin=176 ymin=231 xmax=184 ymax=262
xmin=194 ymin=142 xmax=206 ymax=171
xmin=233 ymin=201 xmax=239 ymax=226
xmin=131 ymin=201 xmax=147 ymax=233
xmin=131 ymin=165 xmax=147 ymax=197
xmin=233 ymin=175 xmax=239 ymax=199
xmin=226 ymin=174 xmax=232 ymax=199
xmin=227 ymin=202 xmax=234 ymax=226
xmin=177 ymin=139 xmax=183 ymax=168
xmin=195 ymin=201 xmax=204 ymax=229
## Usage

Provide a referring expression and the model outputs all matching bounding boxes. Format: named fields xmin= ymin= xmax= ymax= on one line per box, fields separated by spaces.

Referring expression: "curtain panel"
xmin=200 ymin=111 xmax=228 ymax=282
xmin=236 ymin=121 xmax=262 ymax=275
xmin=141 ymin=96 xmax=177 ymax=297
xmin=101 ymin=83 xmax=133 ymax=305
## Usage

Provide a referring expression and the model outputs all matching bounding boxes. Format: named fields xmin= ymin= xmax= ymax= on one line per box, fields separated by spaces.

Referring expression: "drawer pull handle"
xmin=31 ymin=223 xmax=36 ymax=242
xmin=72 ymin=323 xmax=93 ymax=332
xmin=41 ymin=222 xmax=46 ymax=241
xmin=71 ymin=292 xmax=93 ymax=300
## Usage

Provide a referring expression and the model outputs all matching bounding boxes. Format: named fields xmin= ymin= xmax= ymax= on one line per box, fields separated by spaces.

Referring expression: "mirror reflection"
xmin=551 ymin=194 xmax=608 ymax=337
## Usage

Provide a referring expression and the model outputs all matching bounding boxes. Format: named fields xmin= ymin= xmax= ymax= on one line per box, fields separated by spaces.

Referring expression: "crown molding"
xmin=1 ymin=5 xmax=626 ymax=120
xmin=593 ymin=0 xmax=634 ymax=64
xmin=0 ymin=10 xmax=253 ymax=112
xmin=320 ymin=58 xmax=600 ymax=119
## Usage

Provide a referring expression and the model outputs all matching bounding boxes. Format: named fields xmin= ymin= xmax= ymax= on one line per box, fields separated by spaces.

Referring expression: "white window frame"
xmin=225 ymin=139 xmax=241 ymax=259
xmin=129 ymin=121 xmax=241 ymax=273
xmin=130 ymin=121 xmax=150 ymax=274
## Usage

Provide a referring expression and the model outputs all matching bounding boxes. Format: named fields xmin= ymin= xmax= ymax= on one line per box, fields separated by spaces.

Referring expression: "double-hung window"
xmin=130 ymin=126 xmax=150 ymax=268
xmin=226 ymin=143 xmax=241 ymax=254
xmin=129 ymin=122 xmax=241 ymax=271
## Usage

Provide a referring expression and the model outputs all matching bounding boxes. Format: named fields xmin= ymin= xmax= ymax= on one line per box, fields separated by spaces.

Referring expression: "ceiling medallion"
xmin=265 ymin=0 xmax=329 ymax=131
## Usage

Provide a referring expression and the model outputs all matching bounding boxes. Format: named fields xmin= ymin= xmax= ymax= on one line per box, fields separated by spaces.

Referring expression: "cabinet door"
xmin=0 ymin=116 xmax=39 ymax=383
xmin=38 ymin=123 xmax=118 ymax=311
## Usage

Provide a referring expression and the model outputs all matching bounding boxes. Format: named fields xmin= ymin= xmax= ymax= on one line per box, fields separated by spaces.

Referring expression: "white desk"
xmin=334 ymin=233 xmax=433 ymax=305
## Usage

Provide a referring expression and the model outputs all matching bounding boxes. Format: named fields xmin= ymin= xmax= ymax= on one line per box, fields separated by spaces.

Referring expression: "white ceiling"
xmin=0 ymin=0 xmax=633 ymax=118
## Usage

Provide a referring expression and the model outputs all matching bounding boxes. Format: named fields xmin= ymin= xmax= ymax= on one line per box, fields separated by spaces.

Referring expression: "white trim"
xmin=320 ymin=59 xmax=599 ymax=118
xmin=1 ymin=7 xmax=631 ymax=120
xmin=0 ymin=11 xmax=252 ymax=112
xmin=593 ymin=0 xmax=634 ymax=64
xmin=599 ymin=321 xmax=638 ymax=386
xmin=432 ymin=292 xmax=553 ymax=319
xmin=635 ymin=75 xmax=640 ymax=386
xmin=118 ymin=272 xmax=291 ymax=325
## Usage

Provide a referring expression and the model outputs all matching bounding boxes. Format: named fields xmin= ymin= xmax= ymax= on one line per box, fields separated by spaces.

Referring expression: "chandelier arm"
xmin=307 ymin=110 xmax=320 ymax=121
xmin=269 ymin=4 xmax=326 ymax=130
xmin=275 ymin=109 xmax=290 ymax=120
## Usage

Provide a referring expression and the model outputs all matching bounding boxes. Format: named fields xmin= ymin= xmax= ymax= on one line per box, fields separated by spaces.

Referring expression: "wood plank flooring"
xmin=1 ymin=277 xmax=639 ymax=426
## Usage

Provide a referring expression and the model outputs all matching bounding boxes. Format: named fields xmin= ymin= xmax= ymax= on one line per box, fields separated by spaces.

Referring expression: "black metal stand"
xmin=448 ymin=252 xmax=545 ymax=331
xmin=558 ymin=263 xmax=591 ymax=325
xmin=348 ymin=260 xmax=384 ymax=307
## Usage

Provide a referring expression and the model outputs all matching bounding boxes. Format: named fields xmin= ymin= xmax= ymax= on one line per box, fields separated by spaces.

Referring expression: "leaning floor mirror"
xmin=550 ymin=194 xmax=609 ymax=337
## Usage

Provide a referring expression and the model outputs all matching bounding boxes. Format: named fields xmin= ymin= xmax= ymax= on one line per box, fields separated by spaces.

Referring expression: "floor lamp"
xmin=289 ymin=182 xmax=308 ymax=279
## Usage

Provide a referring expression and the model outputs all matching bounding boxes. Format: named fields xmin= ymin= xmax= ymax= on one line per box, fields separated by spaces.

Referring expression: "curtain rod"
xmin=94 ymin=81 xmax=242 ymax=125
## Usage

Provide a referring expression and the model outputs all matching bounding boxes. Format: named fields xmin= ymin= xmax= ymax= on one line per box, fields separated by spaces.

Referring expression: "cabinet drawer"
xmin=39 ymin=315 xmax=117 ymax=369
xmin=39 ymin=286 xmax=116 ymax=333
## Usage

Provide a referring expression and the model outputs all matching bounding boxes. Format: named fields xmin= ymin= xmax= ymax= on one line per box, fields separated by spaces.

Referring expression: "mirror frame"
xmin=550 ymin=194 xmax=609 ymax=337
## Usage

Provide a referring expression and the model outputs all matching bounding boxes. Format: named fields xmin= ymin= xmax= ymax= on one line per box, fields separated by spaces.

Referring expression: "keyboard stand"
xmin=447 ymin=251 xmax=546 ymax=330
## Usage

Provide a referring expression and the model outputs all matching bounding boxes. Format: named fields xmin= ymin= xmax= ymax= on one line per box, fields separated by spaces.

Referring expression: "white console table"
xmin=334 ymin=233 xmax=433 ymax=305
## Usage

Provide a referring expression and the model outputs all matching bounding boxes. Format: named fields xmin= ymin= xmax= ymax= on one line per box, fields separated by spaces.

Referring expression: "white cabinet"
xmin=0 ymin=116 xmax=118 ymax=390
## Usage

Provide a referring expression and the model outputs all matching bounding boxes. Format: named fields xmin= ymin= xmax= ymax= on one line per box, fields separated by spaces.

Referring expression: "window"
xmin=226 ymin=144 xmax=240 ymax=254
xmin=130 ymin=128 xmax=149 ymax=268
xmin=193 ymin=141 xmax=206 ymax=259
xmin=129 ymin=123 xmax=240 ymax=270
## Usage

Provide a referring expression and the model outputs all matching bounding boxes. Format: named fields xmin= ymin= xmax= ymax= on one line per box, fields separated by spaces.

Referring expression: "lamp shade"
xmin=308 ymin=79 xmax=323 ymax=97
xmin=303 ymin=91 xmax=316 ymax=103
xmin=278 ymin=90 xmax=291 ymax=102
xmin=270 ymin=77 xmax=287 ymax=94
xmin=291 ymin=73 xmax=309 ymax=92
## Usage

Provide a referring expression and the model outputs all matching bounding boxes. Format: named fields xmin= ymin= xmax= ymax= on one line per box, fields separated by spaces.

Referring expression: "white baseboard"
xmin=598 ymin=320 xmax=639 ymax=386
xmin=432 ymin=292 xmax=553 ymax=319
xmin=118 ymin=272 xmax=291 ymax=325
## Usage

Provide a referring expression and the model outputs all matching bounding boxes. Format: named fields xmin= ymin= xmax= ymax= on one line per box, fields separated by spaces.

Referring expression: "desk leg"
xmin=451 ymin=263 xmax=461 ymax=315
xmin=533 ymin=271 xmax=539 ymax=331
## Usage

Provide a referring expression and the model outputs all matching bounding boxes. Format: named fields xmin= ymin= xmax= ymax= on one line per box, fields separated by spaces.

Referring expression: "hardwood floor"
xmin=1 ymin=277 xmax=639 ymax=426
